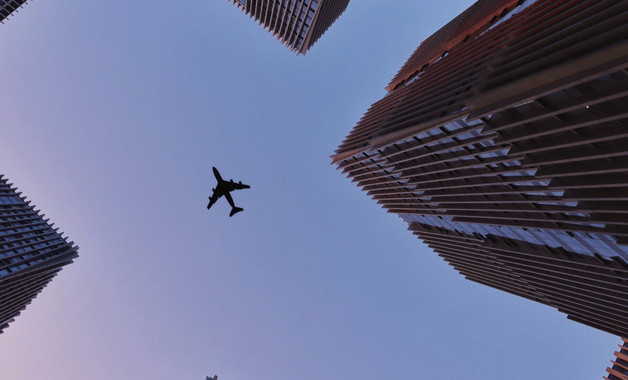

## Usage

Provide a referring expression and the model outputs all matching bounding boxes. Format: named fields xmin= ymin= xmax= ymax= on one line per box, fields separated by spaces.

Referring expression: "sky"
xmin=0 ymin=1 xmax=620 ymax=379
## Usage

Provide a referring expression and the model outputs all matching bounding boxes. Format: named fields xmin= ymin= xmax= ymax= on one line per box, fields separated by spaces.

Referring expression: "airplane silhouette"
xmin=206 ymin=376 xmax=218 ymax=380
xmin=207 ymin=167 xmax=250 ymax=217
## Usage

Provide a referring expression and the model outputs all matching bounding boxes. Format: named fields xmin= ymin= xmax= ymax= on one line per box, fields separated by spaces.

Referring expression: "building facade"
xmin=333 ymin=0 xmax=628 ymax=337
xmin=0 ymin=174 xmax=78 ymax=334
xmin=228 ymin=0 xmax=350 ymax=54
xmin=605 ymin=337 xmax=628 ymax=380
xmin=0 ymin=0 xmax=28 ymax=23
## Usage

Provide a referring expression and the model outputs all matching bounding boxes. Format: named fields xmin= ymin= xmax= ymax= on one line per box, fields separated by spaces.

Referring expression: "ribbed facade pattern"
xmin=0 ymin=0 xmax=29 ymax=22
xmin=0 ymin=175 xmax=78 ymax=334
xmin=229 ymin=0 xmax=350 ymax=54
xmin=333 ymin=0 xmax=628 ymax=337
xmin=411 ymin=223 xmax=628 ymax=337
xmin=387 ymin=0 xmax=521 ymax=91
xmin=605 ymin=338 xmax=628 ymax=380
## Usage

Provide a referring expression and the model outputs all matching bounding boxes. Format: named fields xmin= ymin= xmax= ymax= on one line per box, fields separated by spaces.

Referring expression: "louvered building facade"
xmin=605 ymin=337 xmax=628 ymax=380
xmin=0 ymin=0 xmax=28 ymax=22
xmin=228 ymin=0 xmax=350 ymax=54
xmin=333 ymin=0 xmax=628 ymax=337
xmin=0 ymin=174 xmax=78 ymax=334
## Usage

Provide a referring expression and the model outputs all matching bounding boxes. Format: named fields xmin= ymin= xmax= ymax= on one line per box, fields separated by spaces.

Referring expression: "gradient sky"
xmin=0 ymin=1 xmax=619 ymax=379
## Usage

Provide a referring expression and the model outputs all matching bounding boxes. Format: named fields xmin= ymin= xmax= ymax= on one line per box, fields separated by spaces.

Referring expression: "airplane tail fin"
xmin=229 ymin=207 xmax=243 ymax=217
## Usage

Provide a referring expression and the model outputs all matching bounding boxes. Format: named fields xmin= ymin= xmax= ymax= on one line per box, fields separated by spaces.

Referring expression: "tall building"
xmin=0 ymin=0 xmax=28 ymax=23
xmin=0 ymin=174 xmax=78 ymax=334
xmin=333 ymin=0 xmax=628 ymax=337
xmin=228 ymin=0 xmax=350 ymax=54
xmin=605 ymin=337 xmax=628 ymax=380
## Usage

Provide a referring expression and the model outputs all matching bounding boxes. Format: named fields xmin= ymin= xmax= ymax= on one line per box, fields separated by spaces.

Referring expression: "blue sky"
xmin=0 ymin=1 xmax=619 ymax=379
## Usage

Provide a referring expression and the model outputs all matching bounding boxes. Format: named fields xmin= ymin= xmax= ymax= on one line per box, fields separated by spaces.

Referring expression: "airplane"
xmin=207 ymin=167 xmax=250 ymax=217
xmin=206 ymin=376 xmax=218 ymax=380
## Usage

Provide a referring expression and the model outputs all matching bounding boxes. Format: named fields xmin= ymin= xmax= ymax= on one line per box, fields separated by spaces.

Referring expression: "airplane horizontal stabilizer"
xmin=229 ymin=207 xmax=243 ymax=217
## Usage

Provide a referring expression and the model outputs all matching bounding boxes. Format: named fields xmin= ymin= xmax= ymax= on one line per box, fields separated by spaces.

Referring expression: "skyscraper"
xmin=228 ymin=0 xmax=350 ymax=54
xmin=605 ymin=337 xmax=628 ymax=380
xmin=0 ymin=174 xmax=78 ymax=334
xmin=0 ymin=0 xmax=28 ymax=23
xmin=333 ymin=0 xmax=628 ymax=337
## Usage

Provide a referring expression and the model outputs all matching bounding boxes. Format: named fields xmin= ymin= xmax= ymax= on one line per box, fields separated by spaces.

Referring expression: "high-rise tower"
xmin=0 ymin=174 xmax=78 ymax=333
xmin=0 ymin=0 xmax=28 ymax=23
xmin=334 ymin=0 xmax=628 ymax=337
xmin=605 ymin=337 xmax=628 ymax=380
xmin=228 ymin=0 xmax=350 ymax=54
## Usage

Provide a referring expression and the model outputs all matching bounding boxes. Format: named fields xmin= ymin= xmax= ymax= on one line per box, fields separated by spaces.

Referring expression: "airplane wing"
xmin=225 ymin=180 xmax=250 ymax=191
xmin=231 ymin=181 xmax=250 ymax=190
xmin=207 ymin=194 xmax=219 ymax=210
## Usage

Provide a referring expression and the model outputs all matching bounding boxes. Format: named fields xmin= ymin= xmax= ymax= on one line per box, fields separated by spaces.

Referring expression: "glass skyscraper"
xmin=228 ymin=0 xmax=350 ymax=54
xmin=605 ymin=337 xmax=628 ymax=380
xmin=334 ymin=0 xmax=628 ymax=337
xmin=0 ymin=174 xmax=78 ymax=334
xmin=0 ymin=0 xmax=28 ymax=22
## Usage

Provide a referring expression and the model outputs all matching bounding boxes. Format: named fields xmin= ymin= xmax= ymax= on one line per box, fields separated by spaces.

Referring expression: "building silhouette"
xmin=605 ymin=337 xmax=628 ymax=380
xmin=0 ymin=174 xmax=78 ymax=333
xmin=0 ymin=0 xmax=28 ymax=23
xmin=333 ymin=0 xmax=628 ymax=337
xmin=228 ymin=0 xmax=350 ymax=54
